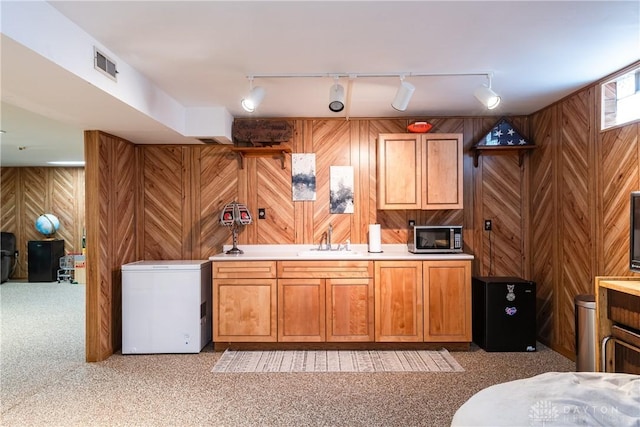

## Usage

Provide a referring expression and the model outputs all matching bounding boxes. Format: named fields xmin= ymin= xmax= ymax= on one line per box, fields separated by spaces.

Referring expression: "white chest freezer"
xmin=121 ymin=260 xmax=212 ymax=354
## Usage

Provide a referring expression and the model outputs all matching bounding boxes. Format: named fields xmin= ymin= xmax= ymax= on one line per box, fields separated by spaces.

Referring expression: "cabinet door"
xmin=375 ymin=261 xmax=423 ymax=342
xmin=423 ymin=260 xmax=471 ymax=342
xmin=377 ymin=134 xmax=422 ymax=209
xmin=214 ymin=278 xmax=277 ymax=342
xmin=278 ymin=278 xmax=326 ymax=342
xmin=326 ymin=278 xmax=374 ymax=342
xmin=421 ymin=134 xmax=463 ymax=209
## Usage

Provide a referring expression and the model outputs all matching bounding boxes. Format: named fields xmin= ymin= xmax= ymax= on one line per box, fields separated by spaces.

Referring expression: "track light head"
xmin=474 ymin=75 xmax=501 ymax=109
xmin=474 ymin=85 xmax=501 ymax=109
xmin=329 ymin=79 xmax=345 ymax=112
xmin=391 ymin=79 xmax=415 ymax=111
xmin=241 ymin=84 xmax=265 ymax=113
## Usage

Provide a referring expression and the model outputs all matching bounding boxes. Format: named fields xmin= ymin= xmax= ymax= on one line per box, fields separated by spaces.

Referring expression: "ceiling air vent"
xmin=94 ymin=47 xmax=117 ymax=81
xmin=198 ymin=138 xmax=228 ymax=144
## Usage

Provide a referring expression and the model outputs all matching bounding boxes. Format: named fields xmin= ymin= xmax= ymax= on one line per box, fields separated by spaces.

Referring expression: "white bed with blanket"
xmin=451 ymin=372 xmax=640 ymax=426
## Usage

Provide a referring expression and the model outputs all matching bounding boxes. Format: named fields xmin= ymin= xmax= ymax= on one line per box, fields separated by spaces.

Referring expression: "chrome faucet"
xmin=317 ymin=224 xmax=333 ymax=251
xmin=318 ymin=231 xmax=328 ymax=250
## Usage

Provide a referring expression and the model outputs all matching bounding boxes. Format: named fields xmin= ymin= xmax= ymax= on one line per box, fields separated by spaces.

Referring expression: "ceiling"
xmin=1 ymin=1 xmax=639 ymax=167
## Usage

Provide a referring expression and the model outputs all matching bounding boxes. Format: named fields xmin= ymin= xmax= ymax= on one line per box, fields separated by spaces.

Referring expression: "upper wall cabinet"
xmin=376 ymin=133 xmax=463 ymax=210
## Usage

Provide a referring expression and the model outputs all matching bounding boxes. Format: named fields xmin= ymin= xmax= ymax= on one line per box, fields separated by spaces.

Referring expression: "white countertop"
xmin=208 ymin=244 xmax=474 ymax=261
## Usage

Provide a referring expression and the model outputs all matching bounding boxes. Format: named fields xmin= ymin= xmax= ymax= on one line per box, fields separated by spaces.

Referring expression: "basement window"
xmin=601 ymin=66 xmax=640 ymax=130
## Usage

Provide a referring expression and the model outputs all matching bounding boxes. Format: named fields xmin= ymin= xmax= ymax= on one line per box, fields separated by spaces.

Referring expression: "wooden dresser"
xmin=595 ymin=277 xmax=640 ymax=373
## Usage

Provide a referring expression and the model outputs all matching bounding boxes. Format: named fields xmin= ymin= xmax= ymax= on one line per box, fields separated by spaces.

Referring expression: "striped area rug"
xmin=211 ymin=349 xmax=464 ymax=373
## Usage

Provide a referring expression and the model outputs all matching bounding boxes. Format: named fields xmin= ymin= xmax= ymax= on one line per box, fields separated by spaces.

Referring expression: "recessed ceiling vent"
xmin=94 ymin=47 xmax=118 ymax=81
xmin=198 ymin=137 xmax=233 ymax=145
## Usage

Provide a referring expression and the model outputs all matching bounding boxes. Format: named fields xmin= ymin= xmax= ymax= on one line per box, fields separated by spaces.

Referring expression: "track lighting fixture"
xmin=328 ymin=76 xmax=345 ymax=112
xmin=241 ymin=71 xmax=500 ymax=113
xmin=474 ymin=74 xmax=501 ymax=110
xmin=241 ymin=77 xmax=265 ymax=113
xmin=391 ymin=76 xmax=415 ymax=111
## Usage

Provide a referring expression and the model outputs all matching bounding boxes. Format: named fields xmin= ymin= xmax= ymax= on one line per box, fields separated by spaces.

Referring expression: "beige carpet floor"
xmin=1 ymin=280 xmax=576 ymax=426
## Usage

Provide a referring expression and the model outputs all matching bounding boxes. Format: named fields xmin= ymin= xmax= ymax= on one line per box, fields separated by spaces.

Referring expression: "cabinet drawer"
xmin=278 ymin=260 xmax=373 ymax=278
xmin=608 ymin=289 xmax=640 ymax=330
xmin=213 ymin=261 xmax=277 ymax=279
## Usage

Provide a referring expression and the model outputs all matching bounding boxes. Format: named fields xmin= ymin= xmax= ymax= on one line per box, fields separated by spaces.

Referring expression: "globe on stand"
xmin=35 ymin=214 xmax=60 ymax=239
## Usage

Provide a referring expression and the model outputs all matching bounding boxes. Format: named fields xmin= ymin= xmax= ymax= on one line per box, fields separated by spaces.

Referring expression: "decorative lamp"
xmin=219 ymin=201 xmax=253 ymax=254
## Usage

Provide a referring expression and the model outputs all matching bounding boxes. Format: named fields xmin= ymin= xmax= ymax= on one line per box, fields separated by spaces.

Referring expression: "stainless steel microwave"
xmin=408 ymin=225 xmax=463 ymax=253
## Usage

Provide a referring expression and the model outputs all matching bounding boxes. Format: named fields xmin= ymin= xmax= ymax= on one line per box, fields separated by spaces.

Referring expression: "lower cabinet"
xmin=375 ymin=261 xmax=424 ymax=342
xmin=277 ymin=260 xmax=374 ymax=343
xmin=212 ymin=258 xmax=470 ymax=345
xmin=375 ymin=259 xmax=472 ymax=343
xmin=326 ymin=278 xmax=374 ymax=342
xmin=278 ymin=278 xmax=326 ymax=342
xmin=423 ymin=260 xmax=471 ymax=342
xmin=213 ymin=261 xmax=277 ymax=342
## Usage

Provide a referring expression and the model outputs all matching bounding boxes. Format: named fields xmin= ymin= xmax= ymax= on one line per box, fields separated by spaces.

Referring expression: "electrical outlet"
xmin=408 ymin=219 xmax=416 ymax=227
xmin=15 ymin=250 xmax=19 ymax=257
xmin=484 ymin=219 xmax=492 ymax=231
xmin=258 ymin=208 xmax=266 ymax=219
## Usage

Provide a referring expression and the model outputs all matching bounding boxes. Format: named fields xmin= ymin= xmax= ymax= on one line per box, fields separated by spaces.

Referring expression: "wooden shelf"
xmin=229 ymin=147 xmax=292 ymax=169
xmin=473 ymin=145 xmax=535 ymax=167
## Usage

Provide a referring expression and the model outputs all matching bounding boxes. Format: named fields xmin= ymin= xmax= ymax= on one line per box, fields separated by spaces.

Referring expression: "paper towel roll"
xmin=368 ymin=224 xmax=382 ymax=253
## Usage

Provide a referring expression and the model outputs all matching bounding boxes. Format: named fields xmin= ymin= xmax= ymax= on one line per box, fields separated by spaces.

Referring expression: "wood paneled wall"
xmin=84 ymin=131 xmax=137 ymax=361
xmin=0 ymin=167 xmax=85 ymax=279
xmin=529 ymin=61 xmax=640 ymax=358
xmin=136 ymin=117 xmax=517 ymax=264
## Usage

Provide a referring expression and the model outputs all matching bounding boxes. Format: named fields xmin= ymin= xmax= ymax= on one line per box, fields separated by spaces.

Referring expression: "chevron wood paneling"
xmin=0 ymin=167 xmax=85 ymax=279
xmin=527 ymin=79 xmax=640 ymax=358
xmin=51 ymin=168 xmax=80 ymax=254
xmin=600 ymin=124 xmax=639 ymax=275
xmin=113 ymin=140 xmax=136 ymax=266
xmin=141 ymin=146 xmax=184 ymax=260
xmin=558 ymin=90 xmax=592 ymax=356
xmin=111 ymin=139 xmax=136 ymax=348
xmin=21 ymin=168 xmax=48 ymax=255
xmin=1 ymin=168 xmax=18 ymax=231
xmin=368 ymin=120 xmax=405 ymax=243
xmin=529 ymin=106 xmax=556 ymax=347
xmin=198 ymin=146 xmax=238 ymax=258
xmin=480 ymin=153 xmax=523 ymax=277
xmin=351 ymin=120 xmax=370 ymax=244
xmin=96 ymin=138 xmax=112 ymax=359
xmin=83 ymin=131 xmax=138 ymax=361
xmin=312 ymin=120 xmax=353 ymax=246
xmin=257 ymin=157 xmax=295 ymax=244
xmin=367 ymin=119 xmax=406 ymax=136
xmin=428 ymin=117 xmax=465 ymax=135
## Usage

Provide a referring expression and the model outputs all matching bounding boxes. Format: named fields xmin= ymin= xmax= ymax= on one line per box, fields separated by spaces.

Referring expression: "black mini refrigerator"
xmin=472 ymin=276 xmax=537 ymax=352
xmin=28 ymin=240 xmax=65 ymax=282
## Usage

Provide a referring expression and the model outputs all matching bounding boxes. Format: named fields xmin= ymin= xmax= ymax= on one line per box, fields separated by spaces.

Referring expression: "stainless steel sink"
xmin=297 ymin=250 xmax=363 ymax=257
